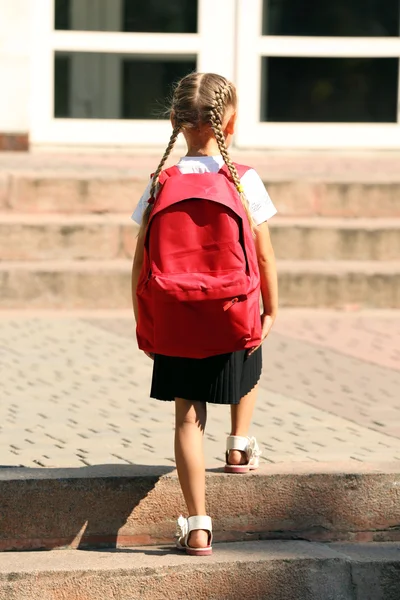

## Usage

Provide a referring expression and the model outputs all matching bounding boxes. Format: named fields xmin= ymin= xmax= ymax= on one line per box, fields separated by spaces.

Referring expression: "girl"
xmin=131 ymin=73 xmax=278 ymax=556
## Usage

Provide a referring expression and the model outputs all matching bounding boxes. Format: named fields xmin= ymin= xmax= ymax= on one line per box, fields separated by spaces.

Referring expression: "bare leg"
xmin=174 ymin=398 xmax=209 ymax=548
xmin=228 ymin=385 xmax=258 ymax=465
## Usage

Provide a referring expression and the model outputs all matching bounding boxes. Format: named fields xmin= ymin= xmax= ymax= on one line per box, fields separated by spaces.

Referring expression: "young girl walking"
xmin=131 ymin=73 xmax=278 ymax=556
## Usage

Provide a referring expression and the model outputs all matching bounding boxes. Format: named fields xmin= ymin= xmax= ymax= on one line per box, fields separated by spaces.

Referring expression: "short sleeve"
xmin=240 ymin=169 xmax=277 ymax=225
xmin=131 ymin=179 xmax=152 ymax=224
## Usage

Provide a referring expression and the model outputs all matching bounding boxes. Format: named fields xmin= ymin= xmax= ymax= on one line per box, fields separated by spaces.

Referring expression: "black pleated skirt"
xmin=150 ymin=346 xmax=262 ymax=404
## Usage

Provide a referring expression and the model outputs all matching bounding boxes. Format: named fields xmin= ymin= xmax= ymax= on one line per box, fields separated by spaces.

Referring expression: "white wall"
xmin=0 ymin=0 xmax=32 ymax=132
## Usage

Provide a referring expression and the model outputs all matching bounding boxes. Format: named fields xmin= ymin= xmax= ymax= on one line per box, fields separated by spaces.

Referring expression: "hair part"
xmin=139 ymin=72 xmax=255 ymax=235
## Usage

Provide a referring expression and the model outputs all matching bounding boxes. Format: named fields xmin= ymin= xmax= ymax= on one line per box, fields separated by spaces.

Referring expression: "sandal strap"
xmin=187 ymin=515 xmax=212 ymax=533
xmin=226 ymin=435 xmax=250 ymax=452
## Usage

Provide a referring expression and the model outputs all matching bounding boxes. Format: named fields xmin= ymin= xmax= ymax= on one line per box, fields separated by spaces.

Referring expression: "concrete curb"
xmin=1 ymin=463 xmax=399 ymax=551
xmin=0 ymin=540 xmax=399 ymax=600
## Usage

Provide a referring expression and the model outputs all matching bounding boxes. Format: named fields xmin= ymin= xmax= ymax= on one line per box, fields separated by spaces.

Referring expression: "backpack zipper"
xmin=223 ymin=297 xmax=239 ymax=311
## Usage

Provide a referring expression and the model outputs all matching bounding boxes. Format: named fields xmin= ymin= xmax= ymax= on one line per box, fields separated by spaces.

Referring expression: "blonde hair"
xmin=140 ymin=72 xmax=254 ymax=234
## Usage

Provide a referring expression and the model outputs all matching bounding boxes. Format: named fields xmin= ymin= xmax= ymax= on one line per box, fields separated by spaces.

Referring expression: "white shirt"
xmin=131 ymin=155 xmax=277 ymax=225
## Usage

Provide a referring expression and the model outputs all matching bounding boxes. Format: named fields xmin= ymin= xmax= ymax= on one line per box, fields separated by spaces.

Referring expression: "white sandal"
xmin=176 ymin=515 xmax=213 ymax=556
xmin=225 ymin=435 xmax=261 ymax=473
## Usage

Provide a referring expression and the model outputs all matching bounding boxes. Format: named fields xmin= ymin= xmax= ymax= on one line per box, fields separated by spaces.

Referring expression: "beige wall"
xmin=0 ymin=0 xmax=32 ymax=132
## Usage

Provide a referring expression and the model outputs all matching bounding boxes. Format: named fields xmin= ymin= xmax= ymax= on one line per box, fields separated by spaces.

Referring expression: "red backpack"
xmin=136 ymin=163 xmax=262 ymax=358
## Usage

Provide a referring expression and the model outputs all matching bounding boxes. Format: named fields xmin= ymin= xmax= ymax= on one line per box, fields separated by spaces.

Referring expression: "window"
xmin=54 ymin=52 xmax=196 ymax=119
xmin=236 ymin=0 xmax=400 ymax=148
xmin=263 ymin=0 xmax=400 ymax=37
xmin=54 ymin=0 xmax=198 ymax=33
xmin=261 ymin=57 xmax=399 ymax=123
xmin=32 ymin=0 xmax=233 ymax=145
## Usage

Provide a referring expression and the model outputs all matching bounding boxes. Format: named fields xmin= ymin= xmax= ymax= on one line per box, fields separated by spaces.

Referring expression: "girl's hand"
xmin=248 ymin=312 xmax=276 ymax=356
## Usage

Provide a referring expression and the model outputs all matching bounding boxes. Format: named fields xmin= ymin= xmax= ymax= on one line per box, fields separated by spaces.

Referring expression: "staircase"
xmin=1 ymin=540 xmax=399 ymax=600
xmin=0 ymin=152 xmax=399 ymax=309
xmin=1 ymin=150 xmax=400 ymax=597
xmin=0 ymin=464 xmax=399 ymax=599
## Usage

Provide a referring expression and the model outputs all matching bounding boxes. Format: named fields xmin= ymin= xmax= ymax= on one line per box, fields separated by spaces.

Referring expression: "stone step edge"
xmin=3 ymin=177 xmax=399 ymax=218
xmin=0 ymin=308 xmax=398 ymax=318
xmin=1 ymin=463 xmax=399 ymax=552
xmin=0 ymin=541 xmax=399 ymax=600
xmin=1 ymin=259 xmax=399 ymax=273
xmin=3 ymin=170 xmax=400 ymax=183
xmin=0 ymin=214 xmax=399 ymax=229
xmin=1 ymin=217 xmax=399 ymax=264
xmin=1 ymin=261 xmax=399 ymax=308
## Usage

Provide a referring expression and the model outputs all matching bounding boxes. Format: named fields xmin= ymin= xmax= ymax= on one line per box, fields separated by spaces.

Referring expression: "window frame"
xmin=30 ymin=0 xmax=236 ymax=147
xmin=235 ymin=0 xmax=400 ymax=149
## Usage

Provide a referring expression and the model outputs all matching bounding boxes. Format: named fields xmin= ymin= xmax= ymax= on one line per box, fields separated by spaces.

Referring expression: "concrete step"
xmin=0 ymin=464 xmax=399 ymax=552
xmin=271 ymin=218 xmax=400 ymax=261
xmin=0 ymin=214 xmax=136 ymax=262
xmin=0 ymin=259 xmax=399 ymax=309
xmin=0 ymin=215 xmax=399 ymax=261
xmin=2 ymin=172 xmax=400 ymax=217
xmin=1 ymin=541 xmax=399 ymax=600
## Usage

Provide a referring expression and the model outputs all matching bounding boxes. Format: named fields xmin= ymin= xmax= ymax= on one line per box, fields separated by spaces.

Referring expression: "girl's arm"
xmin=250 ymin=221 xmax=278 ymax=351
xmin=131 ymin=227 xmax=146 ymax=323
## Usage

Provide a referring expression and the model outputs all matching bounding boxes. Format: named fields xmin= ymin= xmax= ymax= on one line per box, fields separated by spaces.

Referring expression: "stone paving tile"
xmin=260 ymin=332 xmax=400 ymax=440
xmin=0 ymin=313 xmax=399 ymax=469
xmin=273 ymin=310 xmax=400 ymax=370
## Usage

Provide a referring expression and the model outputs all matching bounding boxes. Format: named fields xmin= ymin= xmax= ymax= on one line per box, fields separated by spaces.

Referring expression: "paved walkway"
xmin=0 ymin=310 xmax=399 ymax=469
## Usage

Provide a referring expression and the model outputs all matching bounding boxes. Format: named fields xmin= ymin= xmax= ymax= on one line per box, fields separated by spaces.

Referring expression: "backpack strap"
xmin=218 ymin=162 xmax=252 ymax=182
xmin=149 ymin=166 xmax=182 ymax=203
xmin=155 ymin=166 xmax=182 ymax=186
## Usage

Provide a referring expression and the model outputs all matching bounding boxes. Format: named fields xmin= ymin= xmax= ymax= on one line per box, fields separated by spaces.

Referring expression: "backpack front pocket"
xmin=149 ymin=270 xmax=252 ymax=357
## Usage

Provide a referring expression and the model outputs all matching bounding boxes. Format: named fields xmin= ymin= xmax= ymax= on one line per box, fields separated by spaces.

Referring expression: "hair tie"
xmin=236 ymin=184 xmax=244 ymax=194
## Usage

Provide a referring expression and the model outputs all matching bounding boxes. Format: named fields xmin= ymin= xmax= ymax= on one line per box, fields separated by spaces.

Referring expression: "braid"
xmin=209 ymin=88 xmax=255 ymax=232
xmin=139 ymin=125 xmax=180 ymax=234
xmin=150 ymin=125 xmax=181 ymax=198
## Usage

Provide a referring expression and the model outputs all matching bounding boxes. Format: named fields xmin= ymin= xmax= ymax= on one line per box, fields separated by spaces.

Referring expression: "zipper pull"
xmin=223 ymin=297 xmax=239 ymax=311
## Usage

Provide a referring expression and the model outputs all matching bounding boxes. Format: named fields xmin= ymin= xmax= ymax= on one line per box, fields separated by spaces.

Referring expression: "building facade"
xmin=1 ymin=0 xmax=400 ymax=149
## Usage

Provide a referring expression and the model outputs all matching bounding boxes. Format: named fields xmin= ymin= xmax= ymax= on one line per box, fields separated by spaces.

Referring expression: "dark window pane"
xmin=54 ymin=0 xmax=70 ymax=30
xmin=54 ymin=52 xmax=196 ymax=119
xmin=54 ymin=0 xmax=197 ymax=33
xmin=54 ymin=55 xmax=70 ymax=117
xmin=261 ymin=57 xmax=399 ymax=123
xmin=122 ymin=59 xmax=196 ymax=119
xmin=123 ymin=0 xmax=197 ymax=33
xmin=263 ymin=0 xmax=400 ymax=36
